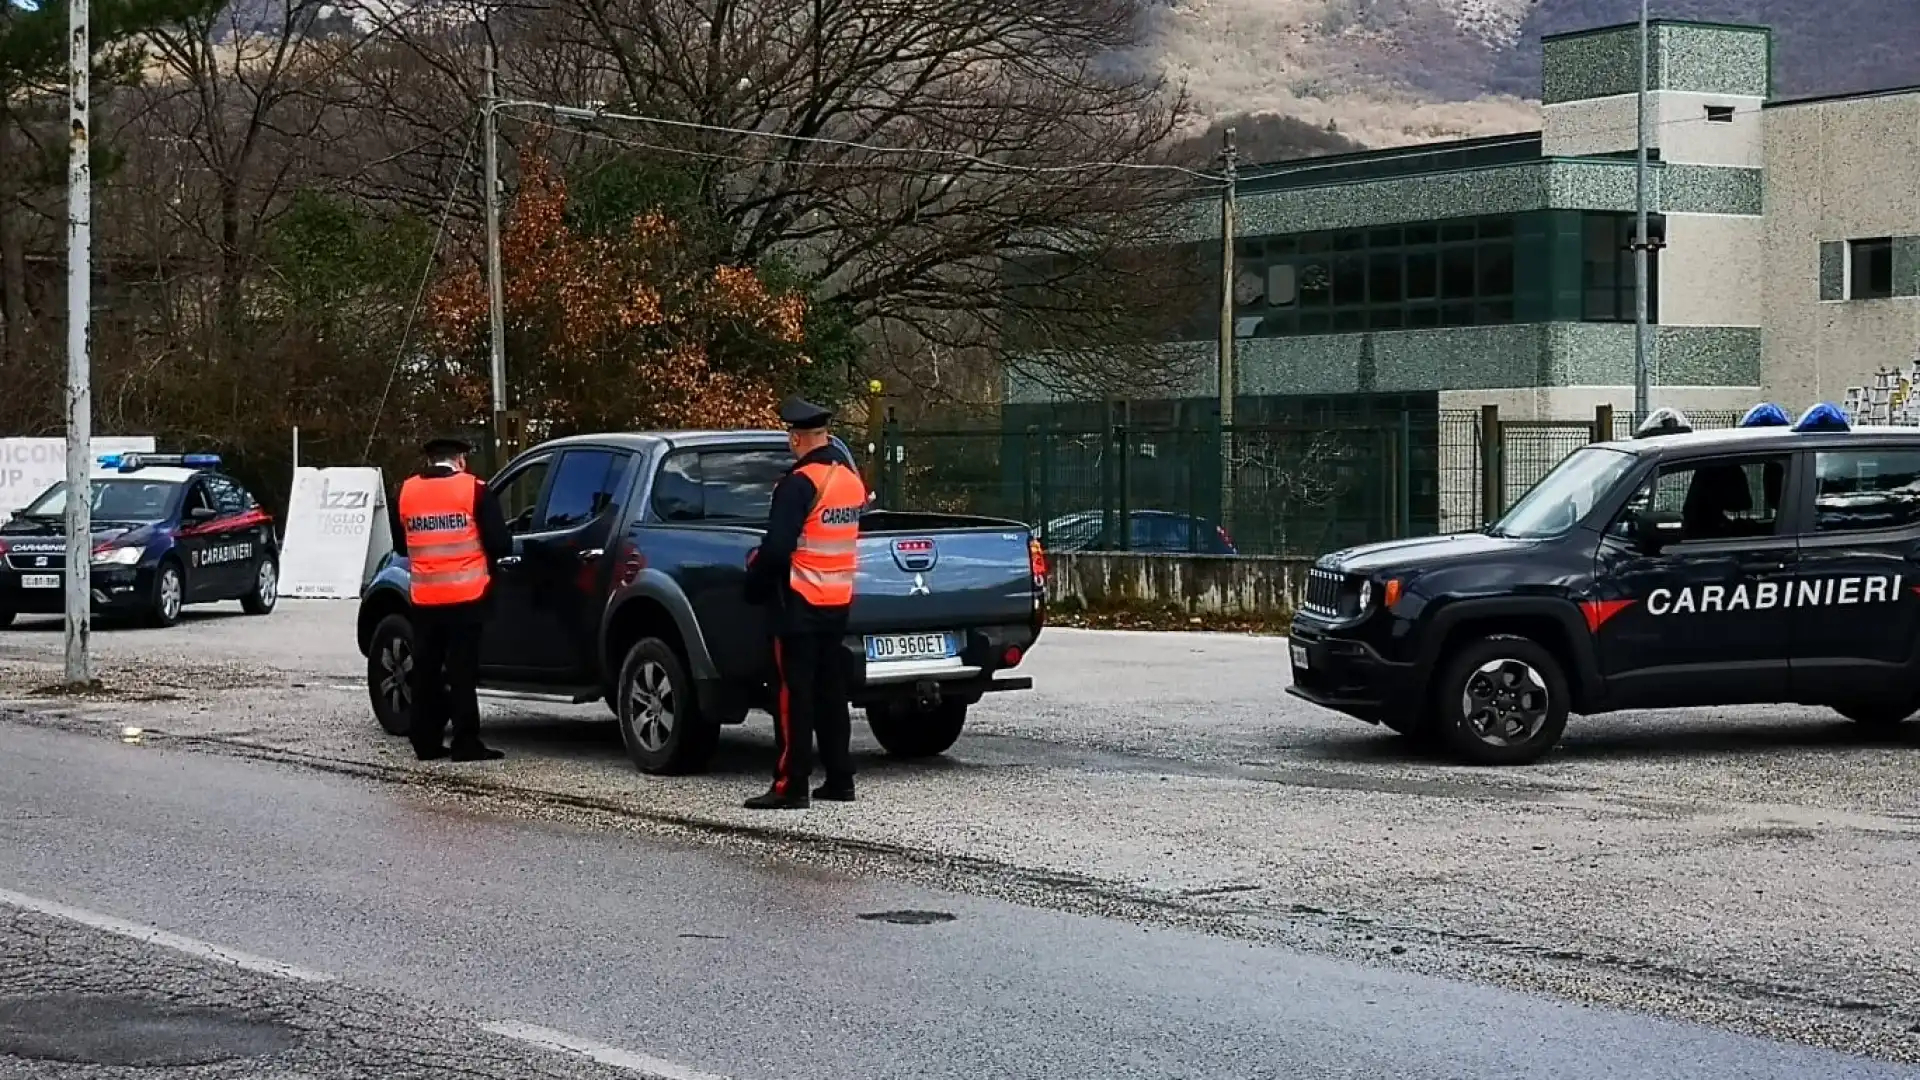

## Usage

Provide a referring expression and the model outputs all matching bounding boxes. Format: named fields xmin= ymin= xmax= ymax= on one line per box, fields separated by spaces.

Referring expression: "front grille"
xmin=4 ymin=551 xmax=66 ymax=571
xmin=1302 ymin=567 xmax=1343 ymax=617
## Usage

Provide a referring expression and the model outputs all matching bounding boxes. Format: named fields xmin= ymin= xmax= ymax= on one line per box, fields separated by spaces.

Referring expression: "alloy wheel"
xmin=1460 ymin=658 xmax=1549 ymax=746
xmin=627 ymin=660 xmax=676 ymax=752
xmin=378 ymin=636 xmax=413 ymax=717
xmin=159 ymin=569 xmax=183 ymax=622
xmin=257 ymin=563 xmax=277 ymax=607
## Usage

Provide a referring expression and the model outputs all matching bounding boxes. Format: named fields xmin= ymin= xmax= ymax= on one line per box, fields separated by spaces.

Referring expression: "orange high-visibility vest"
xmin=789 ymin=461 xmax=865 ymax=607
xmin=398 ymin=472 xmax=489 ymax=606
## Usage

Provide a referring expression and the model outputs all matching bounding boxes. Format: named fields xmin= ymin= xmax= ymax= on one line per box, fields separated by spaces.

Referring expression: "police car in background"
xmin=0 ymin=453 xmax=279 ymax=628
xmin=1288 ymin=402 xmax=1920 ymax=764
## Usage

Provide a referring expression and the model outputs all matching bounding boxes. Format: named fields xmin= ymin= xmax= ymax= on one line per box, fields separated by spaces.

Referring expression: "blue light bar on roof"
xmin=94 ymin=452 xmax=221 ymax=472
xmin=1738 ymin=402 xmax=1791 ymax=427
xmin=1792 ymin=403 xmax=1851 ymax=433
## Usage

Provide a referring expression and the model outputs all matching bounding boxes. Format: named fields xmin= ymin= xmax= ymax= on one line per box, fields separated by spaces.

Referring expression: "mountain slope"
xmin=1141 ymin=0 xmax=1920 ymax=154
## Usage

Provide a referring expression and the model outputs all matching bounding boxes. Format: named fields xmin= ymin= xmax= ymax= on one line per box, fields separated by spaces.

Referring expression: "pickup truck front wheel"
xmin=616 ymin=637 xmax=719 ymax=775
xmin=866 ymin=700 xmax=968 ymax=759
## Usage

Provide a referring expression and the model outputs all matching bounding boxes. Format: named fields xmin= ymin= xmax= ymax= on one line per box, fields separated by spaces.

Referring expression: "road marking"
xmin=0 ymin=887 xmax=334 ymax=984
xmin=480 ymin=1020 xmax=729 ymax=1080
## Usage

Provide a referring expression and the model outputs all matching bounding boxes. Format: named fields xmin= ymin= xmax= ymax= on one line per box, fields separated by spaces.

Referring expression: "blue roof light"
xmin=1739 ymin=403 xmax=1791 ymax=427
xmin=1792 ymin=403 xmax=1851 ymax=433
xmin=181 ymin=453 xmax=221 ymax=467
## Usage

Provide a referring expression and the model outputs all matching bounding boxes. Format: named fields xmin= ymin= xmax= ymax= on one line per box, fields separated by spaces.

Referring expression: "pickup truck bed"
xmin=357 ymin=430 xmax=1043 ymax=774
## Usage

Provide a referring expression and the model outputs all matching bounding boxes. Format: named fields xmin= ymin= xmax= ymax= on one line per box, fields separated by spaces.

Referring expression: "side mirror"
xmin=1633 ymin=508 xmax=1684 ymax=549
xmin=188 ymin=506 xmax=218 ymax=521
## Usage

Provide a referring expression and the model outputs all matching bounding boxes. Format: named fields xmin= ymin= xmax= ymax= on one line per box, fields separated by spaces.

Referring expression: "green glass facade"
xmin=1163 ymin=210 xmax=1664 ymax=342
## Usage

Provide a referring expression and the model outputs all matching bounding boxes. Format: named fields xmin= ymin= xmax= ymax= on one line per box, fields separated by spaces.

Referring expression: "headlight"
xmin=91 ymin=546 xmax=142 ymax=566
xmin=1356 ymin=579 xmax=1372 ymax=610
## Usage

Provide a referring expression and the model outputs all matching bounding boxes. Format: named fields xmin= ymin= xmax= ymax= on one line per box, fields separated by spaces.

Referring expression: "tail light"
xmin=1003 ymin=646 xmax=1023 ymax=667
xmin=1028 ymin=537 xmax=1047 ymax=580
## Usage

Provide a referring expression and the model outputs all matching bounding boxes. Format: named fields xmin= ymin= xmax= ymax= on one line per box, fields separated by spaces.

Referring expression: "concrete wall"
xmin=1046 ymin=552 xmax=1312 ymax=617
xmin=1544 ymin=91 xmax=1765 ymax=166
xmin=1661 ymin=214 xmax=1765 ymax=327
xmin=1762 ymin=91 xmax=1920 ymax=404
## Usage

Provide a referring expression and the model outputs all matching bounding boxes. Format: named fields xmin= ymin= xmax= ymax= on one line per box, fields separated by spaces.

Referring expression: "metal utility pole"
xmin=63 ymin=0 xmax=93 ymax=685
xmin=1632 ymin=0 xmax=1652 ymax=417
xmin=482 ymin=28 xmax=508 ymax=464
xmin=1217 ymin=128 xmax=1237 ymax=535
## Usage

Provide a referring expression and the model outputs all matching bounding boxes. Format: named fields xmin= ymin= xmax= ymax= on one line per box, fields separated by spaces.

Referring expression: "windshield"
xmin=1491 ymin=446 xmax=1636 ymax=539
xmin=18 ymin=478 xmax=180 ymax=522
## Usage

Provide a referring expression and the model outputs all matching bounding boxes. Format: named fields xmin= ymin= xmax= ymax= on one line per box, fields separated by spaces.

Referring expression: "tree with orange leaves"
xmin=426 ymin=152 xmax=831 ymax=439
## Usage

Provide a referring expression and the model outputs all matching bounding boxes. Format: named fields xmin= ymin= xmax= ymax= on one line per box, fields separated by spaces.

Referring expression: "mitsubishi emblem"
xmin=909 ymin=572 xmax=929 ymax=596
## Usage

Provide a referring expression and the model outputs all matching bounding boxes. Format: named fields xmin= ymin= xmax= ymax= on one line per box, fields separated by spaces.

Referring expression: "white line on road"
xmin=480 ymin=1020 xmax=730 ymax=1080
xmin=0 ymin=887 xmax=335 ymax=984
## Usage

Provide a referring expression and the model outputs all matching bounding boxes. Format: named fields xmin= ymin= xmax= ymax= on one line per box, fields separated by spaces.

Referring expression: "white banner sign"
xmin=279 ymin=466 xmax=393 ymax=600
xmin=0 ymin=436 xmax=157 ymax=519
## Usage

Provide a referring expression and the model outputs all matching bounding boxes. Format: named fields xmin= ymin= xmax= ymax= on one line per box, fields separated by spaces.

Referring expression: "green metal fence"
xmin=876 ymin=417 xmax=1435 ymax=557
xmin=878 ymin=405 xmax=1752 ymax=557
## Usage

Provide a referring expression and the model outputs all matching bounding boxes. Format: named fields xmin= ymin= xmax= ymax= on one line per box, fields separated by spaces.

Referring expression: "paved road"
xmin=3 ymin=603 xmax=1918 ymax=1060
xmin=2 ymin=723 xmax=1910 ymax=1080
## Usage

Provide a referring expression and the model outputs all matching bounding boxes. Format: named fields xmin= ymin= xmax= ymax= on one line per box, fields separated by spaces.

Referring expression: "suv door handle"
xmin=1740 ymin=560 xmax=1787 ymax=572
xmin=577 ymin=548 xmax=604 ymax=562
xmin=496 ymin=554 xmax=522 ymax=569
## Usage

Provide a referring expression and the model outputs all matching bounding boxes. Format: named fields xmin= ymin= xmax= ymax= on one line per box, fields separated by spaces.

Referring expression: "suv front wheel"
xmin=1432 ymin=634 xmax=1570 ymax=765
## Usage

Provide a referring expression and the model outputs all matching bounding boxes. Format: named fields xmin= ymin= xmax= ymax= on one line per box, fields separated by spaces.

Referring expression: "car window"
xmin=539 ymin=450 xmax=628 ymax=530
xmin=183 ymin=481 xmax=217 ymax=517
xmin=492 ymin=458 xmax=550 ymax=534
xmin=202 ymin=474 xmax=249 ymax=514
xmin=1811 ymin=450 xmax=1920 ymax=532
xmin=21 ymin=479 xmax=178 ymax=521
xmin=1611 ymin=455 xmax=1788 ymax=541
xmin=701 ymin=450 xmax=793 ymax=521
xmin=1494 ymin=446 xmax=1637 ymax=539
xmin=650 ymin=453 xmax=703 ymax=522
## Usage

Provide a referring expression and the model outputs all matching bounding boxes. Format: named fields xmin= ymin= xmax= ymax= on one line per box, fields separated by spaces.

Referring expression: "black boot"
xmin=812 ymin=779 xmax=855 ymax=802
xmin=743 ymin=787 xmax=809 ymax=810
xmin=449 ymin=741 xmax=504 ymax=762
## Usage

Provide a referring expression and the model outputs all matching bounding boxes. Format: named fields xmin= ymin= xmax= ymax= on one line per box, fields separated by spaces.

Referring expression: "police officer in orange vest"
xmin=391 ymin=436 xmax=513 ymax=762
xmin=742 ymin=397 xmax=867 ymax=809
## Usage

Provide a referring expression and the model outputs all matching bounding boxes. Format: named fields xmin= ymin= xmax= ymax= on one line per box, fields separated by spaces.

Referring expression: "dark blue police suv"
xmin=0 ymin=453 xmax=280 ymax=628
xmin=1288 ymin=403 xmax=1920 ymax=765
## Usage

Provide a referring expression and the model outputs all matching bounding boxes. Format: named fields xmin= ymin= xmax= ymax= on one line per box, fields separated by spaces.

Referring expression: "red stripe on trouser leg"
xmin=772 ymin=638 xmax=793 ymax=795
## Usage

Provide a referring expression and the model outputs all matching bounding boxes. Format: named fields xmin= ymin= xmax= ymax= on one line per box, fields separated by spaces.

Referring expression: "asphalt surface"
xmin=3 ymin=722 xmax=1913 ymax=1080
xmin=2 ymin=602 xmax=1918 ymax=1062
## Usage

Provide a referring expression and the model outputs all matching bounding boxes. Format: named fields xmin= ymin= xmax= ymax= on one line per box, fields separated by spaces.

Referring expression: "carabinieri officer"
xmin=390 ymin=436 xmax=513 ymax=762
xmin=742 ymin=397 xmax=867 ymax=809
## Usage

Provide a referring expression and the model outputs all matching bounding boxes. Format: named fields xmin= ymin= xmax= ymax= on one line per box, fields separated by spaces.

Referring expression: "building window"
xmin=1704 ymin=105 xmax=1735 ymax=123
xmin=1233 ymin=215 xmax=1516 ymax=337
xmin=1850 ymin=238 xmax=1893 ymax=300
xmin=1582 ymin=212 xmax=1662 ymax=323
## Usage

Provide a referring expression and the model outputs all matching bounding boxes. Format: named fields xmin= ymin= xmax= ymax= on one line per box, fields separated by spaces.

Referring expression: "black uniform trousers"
xmin=770 ymin=619 xmax=855 ymax=797
xmin=409 ymin=600 xmax=486 ymax=755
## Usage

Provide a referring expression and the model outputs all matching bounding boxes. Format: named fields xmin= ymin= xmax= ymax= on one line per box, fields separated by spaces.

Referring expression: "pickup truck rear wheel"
xmin=366 ymin=613 xmax=415 ymax=737
xmin=866 ymin=700 xmax=968 ymax=759
xmin=1432 ymin=634 xmax=1569 ymax=766
xmin=616 ymin=637 xmax=718 ymax=775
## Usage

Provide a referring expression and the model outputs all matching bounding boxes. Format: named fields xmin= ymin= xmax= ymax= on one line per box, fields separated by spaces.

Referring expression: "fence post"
xmin=1593 ymin=403 xmax=1614 ymax=443
xmin=1116 ymin=423 xmax=1131 ymax=551
xmin=1021 ymin=426 xmax=1037 ymax=527
xmin=1038 ymin=421 xmax=1054 ymax=545
xmin=881 ymin=408 xmax=900 ymax=508
xmin=1099 ymin=405 xmax=1116 ymax=548
xmin=1398 ymin=409 xmax=1413 ymax=537
xmin=1479 ymin=404 xmax=1501 ymax=524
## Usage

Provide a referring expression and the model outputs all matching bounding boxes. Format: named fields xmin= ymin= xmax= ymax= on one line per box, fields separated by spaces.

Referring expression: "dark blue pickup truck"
xmin=356 ymin=430 xmax=1044 ymax=773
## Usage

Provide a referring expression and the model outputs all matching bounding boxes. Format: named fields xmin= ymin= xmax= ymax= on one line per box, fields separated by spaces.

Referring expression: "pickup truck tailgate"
xmin=850 ymin=513 xmax=1036 ymax=632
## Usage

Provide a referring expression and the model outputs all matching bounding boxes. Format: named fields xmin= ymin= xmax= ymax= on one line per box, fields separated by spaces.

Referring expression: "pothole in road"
xmin=857 ymin=910 xmax=957 ymax=925
xmin=0 ymin=994 xmax=300 ymax=1066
